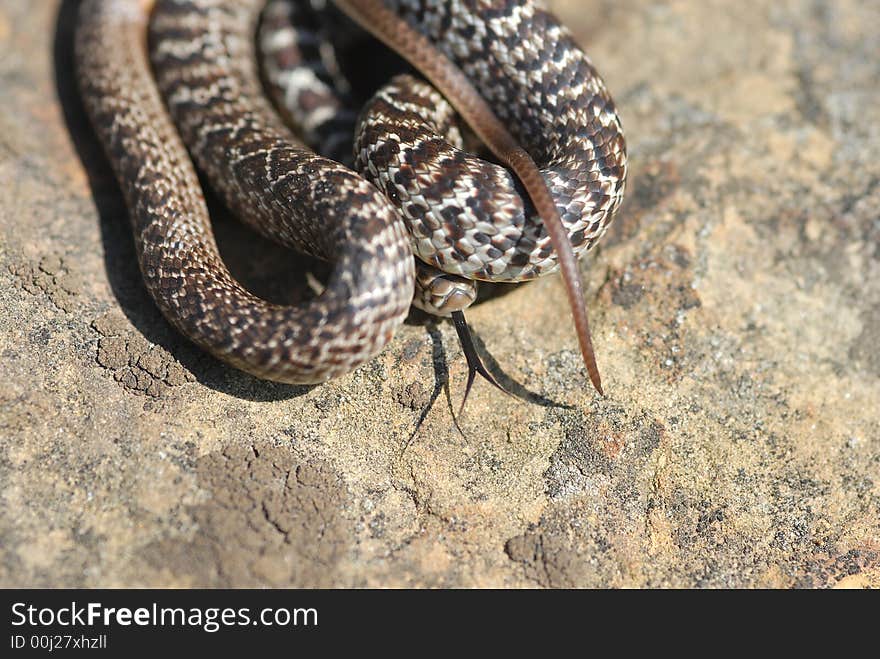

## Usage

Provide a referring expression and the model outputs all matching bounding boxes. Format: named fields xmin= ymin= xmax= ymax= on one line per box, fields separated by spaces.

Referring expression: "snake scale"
xmin=75 ymin=0 xmax=627 ymax=396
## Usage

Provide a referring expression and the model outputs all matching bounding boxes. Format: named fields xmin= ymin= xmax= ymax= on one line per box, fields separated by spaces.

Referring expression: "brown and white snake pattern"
xmin=75 ymin=0 xmax=627 ymax=394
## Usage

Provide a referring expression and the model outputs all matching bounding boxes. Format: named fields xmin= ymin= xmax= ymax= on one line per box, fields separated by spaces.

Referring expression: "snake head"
xmin=411 ymin=261 xmax=478 ymax=316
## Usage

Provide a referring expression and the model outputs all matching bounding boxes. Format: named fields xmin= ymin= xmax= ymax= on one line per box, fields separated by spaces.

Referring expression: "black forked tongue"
xmin=451 ymin=311 xmax=510 ymax=416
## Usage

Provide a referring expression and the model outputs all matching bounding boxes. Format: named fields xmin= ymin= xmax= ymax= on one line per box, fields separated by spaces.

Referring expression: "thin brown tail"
xmin=334 ymin=0 xmax=605 ymax=394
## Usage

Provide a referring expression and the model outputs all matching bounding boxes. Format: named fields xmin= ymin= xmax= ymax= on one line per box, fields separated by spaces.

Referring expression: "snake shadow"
xmin=406 ymin=308 xmax=574 ymax=419
xmin=399 ymin=318 xmax=571 ymax=452
xmin=53 ymin=0 xmax=317 ymax=402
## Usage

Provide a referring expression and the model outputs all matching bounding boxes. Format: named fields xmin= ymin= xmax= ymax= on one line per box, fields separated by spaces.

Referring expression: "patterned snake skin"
xmin=75 ymin=0 xmax=627 ymax=388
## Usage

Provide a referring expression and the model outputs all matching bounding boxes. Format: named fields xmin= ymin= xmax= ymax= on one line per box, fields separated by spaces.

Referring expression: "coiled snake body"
xmin=75 ymin=0 xmax=626 ymax=393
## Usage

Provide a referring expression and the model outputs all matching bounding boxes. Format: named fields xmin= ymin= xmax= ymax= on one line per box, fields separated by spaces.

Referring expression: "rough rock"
xmin=0 ymin=0 xmax=877 ymax=588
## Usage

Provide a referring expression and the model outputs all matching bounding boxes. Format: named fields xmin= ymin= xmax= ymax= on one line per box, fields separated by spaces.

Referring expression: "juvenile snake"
xmin=75 ymin=0 xmax=626 ymax=393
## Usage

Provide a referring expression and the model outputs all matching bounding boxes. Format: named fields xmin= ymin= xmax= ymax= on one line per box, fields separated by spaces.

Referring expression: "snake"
xmin=75 ymin=0 xmax=627 ymax=397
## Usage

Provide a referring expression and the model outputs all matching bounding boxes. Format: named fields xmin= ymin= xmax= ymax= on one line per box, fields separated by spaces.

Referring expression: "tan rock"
xmin=0 ymin=0 xmax=877 ymax=588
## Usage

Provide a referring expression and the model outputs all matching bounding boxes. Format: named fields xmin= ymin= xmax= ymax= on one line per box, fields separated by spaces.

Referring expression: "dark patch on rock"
xmin=395 ymin=381 xmax=429 ymax=410
xmin=140 ymin=444 xmax=353 ymax=587
xmin=9 ymin=254 xmax=81 ymax=312
xmin=90 ymin=311 xmax=194 ymax=397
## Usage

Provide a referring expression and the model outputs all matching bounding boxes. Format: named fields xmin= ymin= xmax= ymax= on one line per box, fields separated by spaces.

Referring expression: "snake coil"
xmin=75 ymin=0 xmax=627 ymax=394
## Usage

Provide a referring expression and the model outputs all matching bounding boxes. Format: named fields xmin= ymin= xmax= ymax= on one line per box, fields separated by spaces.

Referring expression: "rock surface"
xmin=1 ymin=0 xmax=878 ymax=588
